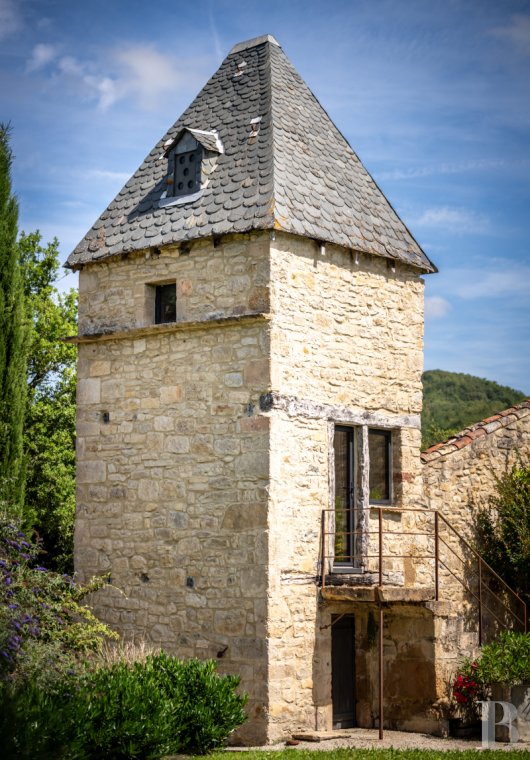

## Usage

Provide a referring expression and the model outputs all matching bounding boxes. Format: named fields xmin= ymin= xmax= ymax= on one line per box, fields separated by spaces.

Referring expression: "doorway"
xmin=333 ymin=426 xmax=360 ymax=567
xmin=331 ymin=615 xmax=356 ymax=728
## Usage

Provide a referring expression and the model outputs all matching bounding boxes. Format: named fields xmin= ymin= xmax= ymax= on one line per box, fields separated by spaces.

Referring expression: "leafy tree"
xmin=0 ymin=125 xmax=31 ymax=514
xmin=476 ymin=463 xmax=530 ymax=606
xmin=17 ymin=232 xmax=77 ymax=571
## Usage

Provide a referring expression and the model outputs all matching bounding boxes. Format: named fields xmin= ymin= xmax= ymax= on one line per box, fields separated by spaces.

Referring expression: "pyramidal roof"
xmin=67 ymin=35 xmax=436 ymax=273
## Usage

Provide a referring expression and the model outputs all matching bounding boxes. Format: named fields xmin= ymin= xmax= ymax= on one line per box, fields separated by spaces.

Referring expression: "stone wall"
xmin=422 ymin=402 xmax=530 ymax=536
xmin=75 ymin=233 xmax=272 ymax=744
xmin=78 ymin=233 xmax=270 ymax=334
xmin=422 ymin=402 xmax=530 ymax=657
xmin=75 ymin=227 xmax=435 ymax=743
xmin=265 ymin=233 xmax=426 ymax=740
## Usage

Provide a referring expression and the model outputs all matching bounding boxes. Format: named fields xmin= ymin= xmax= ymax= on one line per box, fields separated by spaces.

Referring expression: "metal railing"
xmin=320 ymin=507 xmax=527 ymax=643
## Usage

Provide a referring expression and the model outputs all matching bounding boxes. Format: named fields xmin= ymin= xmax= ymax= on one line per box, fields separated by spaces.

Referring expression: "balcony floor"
xmin=321 ymin=585 xmax=435 ymax=603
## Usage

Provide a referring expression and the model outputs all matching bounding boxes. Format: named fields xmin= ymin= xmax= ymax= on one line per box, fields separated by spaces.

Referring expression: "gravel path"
xmin=227 ymin=728 xmax=530 ymax=752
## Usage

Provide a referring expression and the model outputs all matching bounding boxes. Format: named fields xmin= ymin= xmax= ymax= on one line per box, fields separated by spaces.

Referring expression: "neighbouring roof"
xmin=67 ymin=34 xmax=436 ymax=273
xmin=421 ymin=400 xmax=530 ymax=463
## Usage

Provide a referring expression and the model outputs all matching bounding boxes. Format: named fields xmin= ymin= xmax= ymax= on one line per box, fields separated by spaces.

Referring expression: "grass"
xmin=212 ymin=751 xmax=530 ymax=759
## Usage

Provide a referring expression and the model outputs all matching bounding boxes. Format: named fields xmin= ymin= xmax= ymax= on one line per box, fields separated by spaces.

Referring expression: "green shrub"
xmin=2 ymin=653 xmax=247 ymax=759
xmin=473 ymin=631 xmax=530 ymax=686
xmin=475 ymin=462 xmax=530 ymax=606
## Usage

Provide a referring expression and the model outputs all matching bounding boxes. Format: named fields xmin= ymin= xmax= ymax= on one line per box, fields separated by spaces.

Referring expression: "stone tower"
xmin=69 ymin=35 xmax=438 ymax=743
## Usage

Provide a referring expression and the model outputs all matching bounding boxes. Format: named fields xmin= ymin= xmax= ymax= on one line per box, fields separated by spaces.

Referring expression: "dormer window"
xmin=174 ymin=148 xmax=201 ymax=196
xmin=158 ymin=128 xmax=224 ymax=209
xmin=172 ymin=135 xmax=202 ymax=197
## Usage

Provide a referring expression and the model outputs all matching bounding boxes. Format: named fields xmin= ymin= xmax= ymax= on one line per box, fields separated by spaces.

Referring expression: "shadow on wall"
xmin=313 ymin=603 xmax=438 ymax=733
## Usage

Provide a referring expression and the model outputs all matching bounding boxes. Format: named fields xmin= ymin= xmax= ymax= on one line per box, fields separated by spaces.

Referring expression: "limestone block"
xmin=138 ymin=479 xmax=160 ymax=501
xmin=101 ymin=379 xmax=125 ymax=403
xmin=224 ymin=372 xmax=243 ymax=387
xmin=77 ymin=460 xmax=106 ymax=483
xmin=165 ymin=436 xmax=190 ymax=454
xmin=154 ymin=416 xmax=174 ymax=432
xmin=160 ymin=386 xmax=183 ymax=404
xmin=222 ymin=504 xmax=265 ymax=532
xmin=89 ymin=360 xmax=111 ymax=377
xmin=77 ymin=378 xmax=101 ymax=405
xmin=244 ymin=358 xmax=269 ymax=385
xmin=214 ymin=610 xmax=246 ymax=636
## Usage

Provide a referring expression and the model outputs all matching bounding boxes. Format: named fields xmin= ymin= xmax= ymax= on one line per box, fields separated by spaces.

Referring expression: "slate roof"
xmin=421 ymin=400 xmax=530 ymax=463
xmin=67 ymin=35 xmax=436 ymax=273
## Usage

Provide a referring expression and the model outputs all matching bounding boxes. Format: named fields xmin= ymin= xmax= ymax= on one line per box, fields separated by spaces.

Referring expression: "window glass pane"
xmin=368 ymin=430 xmax=390 ymax=502
xmin=155 ymin=284 xmax=176 ymax=324
xmin=334 ymin=428 xmax=352 ymax=563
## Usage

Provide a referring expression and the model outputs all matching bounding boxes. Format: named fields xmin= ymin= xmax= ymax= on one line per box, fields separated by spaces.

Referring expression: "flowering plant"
xmin=0 ymin=516 xmax=116 ymax=688
xmin=451 ymin=660 xmax=485 ymax=724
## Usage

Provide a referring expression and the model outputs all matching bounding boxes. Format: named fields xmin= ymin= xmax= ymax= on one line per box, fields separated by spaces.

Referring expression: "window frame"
xmin=368 ymin=428 xmax=392 ymax=506
xmin=154 ymin=282 xmax=177 ymax=325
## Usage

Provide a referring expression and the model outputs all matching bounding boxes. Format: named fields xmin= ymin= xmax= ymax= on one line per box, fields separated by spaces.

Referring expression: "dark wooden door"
xmin=331 ymin=615 xmax=356 ymax=728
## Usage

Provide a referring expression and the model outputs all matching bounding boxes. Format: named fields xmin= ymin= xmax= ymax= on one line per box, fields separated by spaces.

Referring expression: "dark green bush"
xmin=473 ymin=630 xmax=530 ymax=686
xmin=475 ymin=463 xmax=530 ymax=606
xmin=2 ymin=652 xmax=247 ymax=759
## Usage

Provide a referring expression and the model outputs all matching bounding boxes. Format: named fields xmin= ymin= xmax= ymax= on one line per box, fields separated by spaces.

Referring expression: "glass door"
xmin=333 ymin=426 xmax=359 ymax=567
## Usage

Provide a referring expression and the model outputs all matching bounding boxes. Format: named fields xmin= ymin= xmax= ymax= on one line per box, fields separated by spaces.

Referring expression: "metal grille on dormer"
xmin=173 ymin=147 xmax=202 ymax=197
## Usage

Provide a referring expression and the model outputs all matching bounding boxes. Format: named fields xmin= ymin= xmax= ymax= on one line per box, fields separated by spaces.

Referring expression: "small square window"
xmin=368 ymin=429 xmax=392 ymax=504
xmin=155 ymin=284 xmax=176 ymax=324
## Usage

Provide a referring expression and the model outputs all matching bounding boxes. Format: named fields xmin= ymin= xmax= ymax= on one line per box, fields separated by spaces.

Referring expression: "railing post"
xmin=379 ymin=602 xmax=384 ymax=740
xmin=478 ymin=558 xmax=483 ymax=646
xmin=378 ymin=508 xmax=383 ymax=587
xmin=434 ymin=511 xmax=439 ymax=601
xmin=321 ymin=511 xmax=326 ymax=588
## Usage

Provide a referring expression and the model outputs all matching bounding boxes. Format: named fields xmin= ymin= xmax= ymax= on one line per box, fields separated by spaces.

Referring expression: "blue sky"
xmin=1 ymin=0 xmax=529 ymax=393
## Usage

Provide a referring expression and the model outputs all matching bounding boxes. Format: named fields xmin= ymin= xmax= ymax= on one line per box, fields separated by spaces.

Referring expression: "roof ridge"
xmin=230 ymin=35 xmax=280 ymax=54
xmin=421 ymin=399 xmax=530 ymax=463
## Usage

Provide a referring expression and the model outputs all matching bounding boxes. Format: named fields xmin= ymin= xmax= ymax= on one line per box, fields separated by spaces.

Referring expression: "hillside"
xmin=421 ymin=370 xmax=527 ymax=450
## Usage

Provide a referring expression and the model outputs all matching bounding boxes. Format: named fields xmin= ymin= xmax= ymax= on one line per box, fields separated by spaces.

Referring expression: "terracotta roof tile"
xmin=421 ymin=400 xmax=530 ymax=463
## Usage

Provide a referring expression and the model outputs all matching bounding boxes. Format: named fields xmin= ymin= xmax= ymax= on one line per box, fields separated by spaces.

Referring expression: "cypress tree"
xmin=0 ymin=124 xmax=30 ymax=514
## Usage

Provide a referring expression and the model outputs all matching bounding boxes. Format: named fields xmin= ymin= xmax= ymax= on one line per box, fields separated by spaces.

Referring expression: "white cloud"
xmin=27 ymin=43 xmax=58 ymax=71
xmin=490 ymin=14 xmax=530 ymax=56
xmin=414 ymin=206 xmax=490 ymax=234
xmin=0 ymin=0 xmax=21 ymax=39
xmin=451 ymin=267 xmax=530 ymax=300
xmin=30 ymin=44 xmax=202 ymax=111
xmin=112 ymin=45 xmax=189 ymax=110
xmin=88 ymin=169 xmax=132 ymax=182
xmin=54 ymin=55 xmax=118 ymax=110
xmin=208 ymin=3 xmax=223 ymax=62
xmin=377 ymin=159 xmax=505 ymax=181
xmin=425 ymin=296 xmax=451 ymax=319
xmin=57 ymin=55 xmax=85 ymax=77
